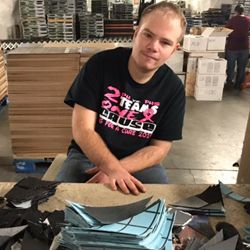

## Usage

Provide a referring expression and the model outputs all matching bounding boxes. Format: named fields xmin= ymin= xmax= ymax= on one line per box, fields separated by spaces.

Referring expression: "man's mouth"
xmin=142 ymin=52 xmax=157 ymax=61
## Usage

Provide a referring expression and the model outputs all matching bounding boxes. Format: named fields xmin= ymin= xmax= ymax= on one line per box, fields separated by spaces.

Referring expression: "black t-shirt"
xmin=65 ymin=47 xmax=185 ymax=159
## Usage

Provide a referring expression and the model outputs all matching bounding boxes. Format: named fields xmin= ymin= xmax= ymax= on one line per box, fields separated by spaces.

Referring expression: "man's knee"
xmin=55 ymin=149 xmax=95 ymax=182
xmin=133 ymin=165 xmax=168 ymax=184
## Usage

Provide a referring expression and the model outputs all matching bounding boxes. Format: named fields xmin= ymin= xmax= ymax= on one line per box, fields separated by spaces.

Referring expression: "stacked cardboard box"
xmin=183 ymin=27 xmax=233 ymax=52
xmin=165 ymin=50 xmax=185 ymax=84
xmin=185 ymin=52 xmax=219 ymax=96
xmin=0 ymin=50 xmax=8 ymax=103
xmin=183 ymin=27 xmax=231 ymax=98
xmin=194 ymin=58 xmax=227 ymax=101
xmin=7 ymin=46 xmax=80 ymax=158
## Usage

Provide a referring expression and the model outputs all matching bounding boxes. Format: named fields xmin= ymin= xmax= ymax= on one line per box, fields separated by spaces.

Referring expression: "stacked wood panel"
xmin=0 ymin=50 xmax=8 ymax=103
xmin=6 ymin=43 xmax=132 ymax=158
xmin=7 ymin=47 xmax=80 ymax=158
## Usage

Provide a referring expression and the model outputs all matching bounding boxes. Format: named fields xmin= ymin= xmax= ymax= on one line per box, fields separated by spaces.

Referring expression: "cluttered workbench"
xmin=0 ymin=182 xmax=250 ymax=249
xmin=0 ymin=182 xmax=249 ymax=231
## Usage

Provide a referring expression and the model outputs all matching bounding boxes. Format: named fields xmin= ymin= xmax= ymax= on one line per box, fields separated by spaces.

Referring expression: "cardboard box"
xmin=183 ymin=35 xmax=208 ymax=51
xmin=186 ymin=57 xmax=197 ymax=73
xmin=196 ymin=74 xmax=226 ymax=88
xmin=185 ymin=72 xmax=196 ymax=96
xmin=194 ymin=86 xmax=223 ymax=101
xmin=207 ymin=37 xmax=227 ymax=51
xmin=188 ymin=52 xmax=219 ymax=58
xmin=183 ymin=27 xmax=233 ymax=52
xmin=197 ymin=58 xmax=227 ymax=75
xmin=166 ymin=50 xmax=184 ymax=73
xmin=202 ymin=27 xmax=233 ymax=51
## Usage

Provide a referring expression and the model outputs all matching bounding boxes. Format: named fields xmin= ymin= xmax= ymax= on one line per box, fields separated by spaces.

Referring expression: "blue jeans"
xmin=55 ymin=148 xmax=168 ymax=184
xmin=225 ymin=49 xmax=249 ymax=87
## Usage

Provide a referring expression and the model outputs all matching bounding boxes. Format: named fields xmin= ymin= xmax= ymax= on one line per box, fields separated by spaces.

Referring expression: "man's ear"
xmin=171 ymin=43 xmax=180 ymax=55
xmin=133 ymin=26 xmax=139 ymax=39
xmin=175 ymin=43 xmax=180 ymax=50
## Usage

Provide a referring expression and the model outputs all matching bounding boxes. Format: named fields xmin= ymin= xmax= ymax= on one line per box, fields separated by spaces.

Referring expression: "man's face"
xmin=132 ymin=10 xmax=182 ymax=73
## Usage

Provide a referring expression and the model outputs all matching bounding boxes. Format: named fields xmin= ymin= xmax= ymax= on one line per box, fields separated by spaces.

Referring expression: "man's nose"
xmin=147 ymin=39 xmax=159 ymax=51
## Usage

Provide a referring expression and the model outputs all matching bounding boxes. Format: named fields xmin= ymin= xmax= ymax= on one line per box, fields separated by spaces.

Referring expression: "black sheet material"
xmin=215 ymin=222 xmax=243 ymax=250
xmin=170 ymin=184 xmax=225 ymax=216
xmin=197 ymin=184 xmax=224 ymax=206
xmin=187 ymin=215 xmax=215 ymax=239
xmin=21 ymin=231 xmax=50 ymax=250
xmin=4 ymin=177 xmax=60 ymax=206
xmin=1 ymin=177 xmax=64 ymax=249
xmin=0 ymin=236 xmax=10 ymax=249
xmin=0 ymin=208 xmax=64 ymax=249
xmin=244 ymin=202 xmax=250 ymax=214
xmin=84 ymin=196 xmax=152 ymax=224
xmin=0 ymin=207 xmax=32 ymax=228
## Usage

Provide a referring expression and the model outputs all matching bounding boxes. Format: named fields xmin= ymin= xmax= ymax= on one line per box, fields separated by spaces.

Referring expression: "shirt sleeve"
xmin=225 ymin=18 xmax=233 ymax=29
xmin=64 ymin=53 xmax=104 ymax=112
xmin=152 ymin=79 xmax=185 ymax=141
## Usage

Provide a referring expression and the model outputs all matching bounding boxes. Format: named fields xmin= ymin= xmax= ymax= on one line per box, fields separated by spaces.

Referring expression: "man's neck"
xmin=128 ymin=56 xmax=157 ymax=84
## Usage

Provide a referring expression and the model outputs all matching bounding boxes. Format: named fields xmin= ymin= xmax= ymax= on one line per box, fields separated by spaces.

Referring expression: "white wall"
xmin=0 ymin=0 xmax=18 ymax=39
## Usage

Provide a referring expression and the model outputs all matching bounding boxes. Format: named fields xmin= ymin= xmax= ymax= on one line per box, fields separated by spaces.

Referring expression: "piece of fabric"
xmin=65 ymin=47 xmax=185 ymax=160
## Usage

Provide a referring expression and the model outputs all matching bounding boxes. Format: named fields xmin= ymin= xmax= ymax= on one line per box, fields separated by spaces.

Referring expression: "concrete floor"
xmin=0 ymin=87 xmax=250 ymax=184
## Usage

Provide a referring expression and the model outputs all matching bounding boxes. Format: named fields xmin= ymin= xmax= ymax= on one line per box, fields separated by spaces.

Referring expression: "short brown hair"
xmin=139 ymin=1 xmax=187 ymax=42
xmin=235 ymin=4 xmax=244 ymax=15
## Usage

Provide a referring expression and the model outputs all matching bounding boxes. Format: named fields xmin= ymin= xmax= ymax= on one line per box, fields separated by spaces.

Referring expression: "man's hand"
xmin=86 ymin=167 xmax=146 ymax=195
xmin=86 ymin=168 xmax=110 ymax=183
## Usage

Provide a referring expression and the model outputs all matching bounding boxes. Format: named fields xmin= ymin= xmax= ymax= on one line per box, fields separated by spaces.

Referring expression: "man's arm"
xmin=87 ymin=139 xmax=172 ymax=177
xmin=72 ymin=104 xmax=145 ymax=194
xmin=120 ymin=139 xmax=172 ymax=173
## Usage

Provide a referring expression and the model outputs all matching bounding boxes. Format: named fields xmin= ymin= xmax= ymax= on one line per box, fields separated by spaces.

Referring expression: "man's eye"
xmin=144 ymin=33 xmax=152 ymax=38
xmin=161 ymin=41 xmax=170 ymax=46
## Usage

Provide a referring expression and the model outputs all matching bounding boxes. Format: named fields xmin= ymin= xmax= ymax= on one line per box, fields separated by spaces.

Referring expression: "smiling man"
xmin=56 ymin=1 xmax=187 ymax=195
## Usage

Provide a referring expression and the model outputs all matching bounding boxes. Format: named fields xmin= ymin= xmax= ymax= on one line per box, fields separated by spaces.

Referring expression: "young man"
xmin=225 ymin=4 xmax=250 ymax=90
xmin=56 ymin=1 xmax=187 ymax=195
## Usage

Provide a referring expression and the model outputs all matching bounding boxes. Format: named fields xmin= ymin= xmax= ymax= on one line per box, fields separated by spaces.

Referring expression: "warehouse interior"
xmin=1 ymin=0 xmax=250 ymax=249
xmin=0 ymin=0 xmax=250 ymax=184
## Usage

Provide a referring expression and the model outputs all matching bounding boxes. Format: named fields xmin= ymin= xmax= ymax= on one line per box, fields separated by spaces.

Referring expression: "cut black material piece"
xmin=215 ymin=222 xmax=243 ymax=250
xmin=4 ymin=177 xmax=60 ymax=207
xmin=170 ymin=184 xmax=225 ymax=216
xmin=84 ymin=196 xmax=152 ymax=224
